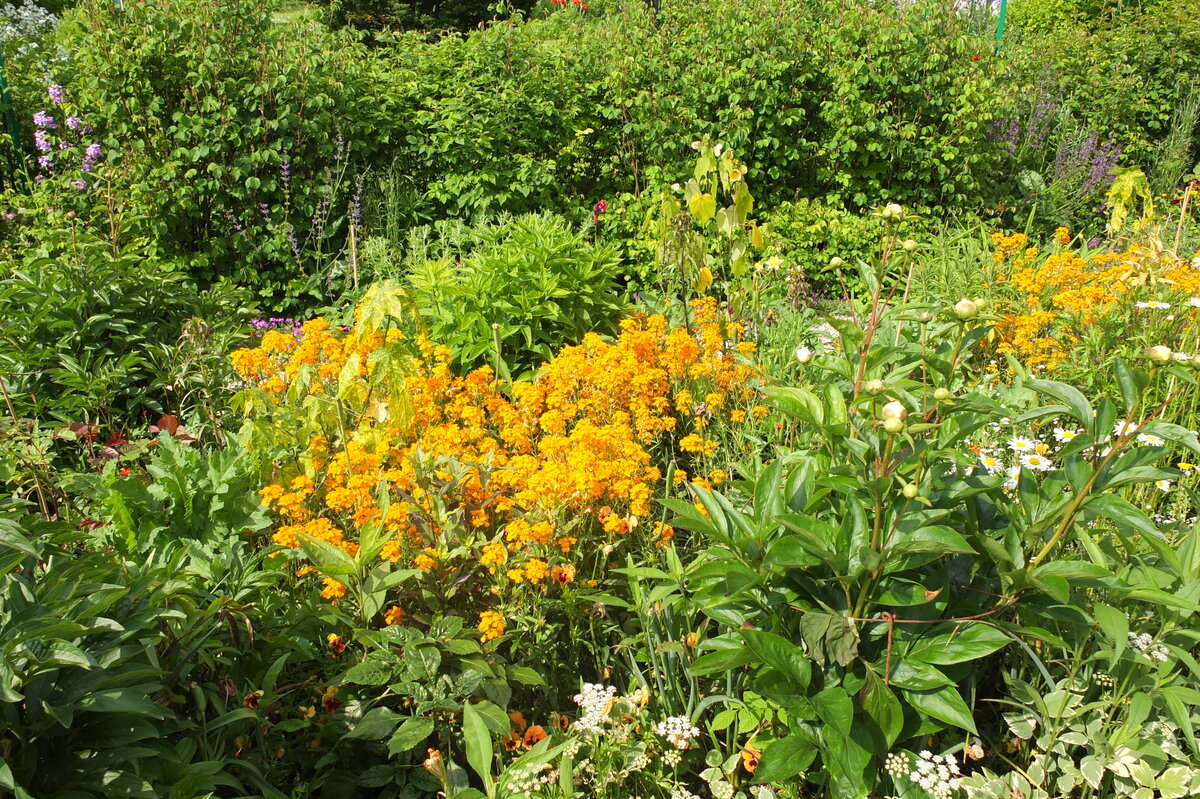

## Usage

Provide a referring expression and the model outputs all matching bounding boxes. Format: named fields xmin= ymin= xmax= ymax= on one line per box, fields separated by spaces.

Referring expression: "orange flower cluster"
xmin=231 ymin=295 xmax=761 ymax=615
xmin=991 ymin=233 xmax=1200 ymax=371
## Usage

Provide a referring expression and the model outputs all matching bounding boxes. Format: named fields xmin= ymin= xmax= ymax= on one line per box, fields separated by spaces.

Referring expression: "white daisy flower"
xmin=1192 ymin=257 xmax=1200 ymax=269
xmin=1008 ymin=436 xmax=1035 ymax=452
xmin=1113 ymin=421 xmax=1139 ymax=437
xmin=1053 ymin=427 xmax=1079 ymax=442
xmin=978 ymin=454 xmax=1003 ymax=474
xmin=1190 ymin=296 xmax=1200 ymax=308
xmin=1021 ymin=453 xmax=1054 ymax=472
xmin=1156 ymin=479 xmax=1172 ymax=492
xmin=1137 ymin=433 xmax=1165 ymax=446
xmin=1003 ymin=465 xmax=1021 ymax=491
xmin=1136 ymin=301 xmax=1171 ymax=310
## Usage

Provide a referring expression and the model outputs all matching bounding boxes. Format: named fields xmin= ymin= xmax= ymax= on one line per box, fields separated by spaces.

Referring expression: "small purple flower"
xmin=47 ymin=84 xmax=65 ymax=106
xmin=66 ymin=116 xmax=84 ymax=131
xmin=37 ymin=154 xmax=54 ymax=172
xmin=81 ymin=142 xmax=102 ymax=173
xmin=32 ymin=110 xmax=56 ymax=128
xmin=72 ymin=179 xmax=88 ymax=191
xmin=348 ymin=174 xmax=363 ymax=227
xmin=33 ymin=130 xmax=52 ymax=152
xmin=280 ymin=156 xmax=291 ymax=185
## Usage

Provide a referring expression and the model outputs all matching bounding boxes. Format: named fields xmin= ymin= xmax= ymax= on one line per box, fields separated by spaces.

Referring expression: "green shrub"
xmin=47 ymin=0 xmax=412 ymax=304
xmin=405 ymin=213 xmax=627 ymax=377
xmin=765 ymin=199 xmax=927 ymax=293
xmin=0 ymin=205 xmax=253 ymax=432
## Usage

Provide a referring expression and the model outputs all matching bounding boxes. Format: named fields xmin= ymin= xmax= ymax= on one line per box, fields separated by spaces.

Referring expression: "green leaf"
xmin=462 ymin=701 xmax=494 ymax=793
xmin=908 ymin=624 xmax=1010 ymax=665
xmin=1114 ymin=359 xmax=1149 ymax=412
xmin=1027 ymin=379 xmax=1094 ymax=436
xmin=345 ymin=707 xmax=402 ymax=741
xmin=742 ymin=630 xmax=811 ymax=689
xmin=1092 ymin=603 xmax=1128 ymax=664
xmin=752 ymin=733 xmax=818 ymax=784
xmin=388 ymin=717 xmax=435 ymax=756
xmin=688 ymin=192 xmax=717 ymax=225
xmin=297 ymin=533 xmax=357 ymax=577
xmin=901 ymin=685 xmax=977 ymax=733
xmin=862 ymin=668 xmax=903 ymax=749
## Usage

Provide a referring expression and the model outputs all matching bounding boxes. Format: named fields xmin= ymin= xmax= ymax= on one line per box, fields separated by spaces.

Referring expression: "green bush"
xmin=47 ymin=0 xmax=412 ymax=303
xmin=765 ymin=199 xmax=927 ymax=293
xmin=0 ymin=205 xmax=252 ymax=432
xmin=405 ymin=213 xmax=627 ymax=376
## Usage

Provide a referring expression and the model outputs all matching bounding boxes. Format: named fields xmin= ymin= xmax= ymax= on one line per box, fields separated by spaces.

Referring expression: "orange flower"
xmin=478 ymin=610 xmax=505 ymax=642
xmin=326 ymin=633 xmax=346 ymax=653
xmin=508 ymin=710 xmax=528 ymax=731
xmin=741 ymin=743 xmax=761 ymax=773
xmin=522 ymin=725 xmax=548 ymax=748
xmin=383 ymin=606 xmax=406 ymax=626
xmin=551 ymin=563 xmax=575 ymax=586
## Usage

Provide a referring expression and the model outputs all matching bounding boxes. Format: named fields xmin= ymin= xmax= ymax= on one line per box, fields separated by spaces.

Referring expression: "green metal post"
xmin=995 ymin=0 xmax=1009 ymax=52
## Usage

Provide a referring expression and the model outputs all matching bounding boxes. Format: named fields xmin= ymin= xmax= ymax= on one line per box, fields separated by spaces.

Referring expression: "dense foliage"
xmin=2 ymin=0 xmax=1200 ymax=796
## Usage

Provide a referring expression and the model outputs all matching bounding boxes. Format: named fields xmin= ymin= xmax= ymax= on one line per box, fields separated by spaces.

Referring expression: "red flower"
xmin=119 ymin=468 xmax=130 ymax=476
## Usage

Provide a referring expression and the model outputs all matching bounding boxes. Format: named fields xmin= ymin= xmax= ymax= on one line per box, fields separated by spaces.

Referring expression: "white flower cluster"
xmin=908 ymin=750 xmax=962 ymax=799
xmin=1093 ymin=671 xmax=1115 ymax=689
xmin=0 ymin=1 xmax=61 ymax=58
xmin=573 ymin=683 xmax=618 ymax=733
xmin=505 ymin=764 xmax=556 ymax=797
xmin=655 ymin=716 xmax=700 ymax=749
xmin=884 ymin=752 xmax=911 ymax=780
xmin=1128 ymin=632 xmax=1170 ymax=663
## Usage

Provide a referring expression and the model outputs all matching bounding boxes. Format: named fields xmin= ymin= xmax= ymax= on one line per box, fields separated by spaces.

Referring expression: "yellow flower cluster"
xmin=232 ymin=296 xmax=762 ymax=622
xmin=991 ymin=232 xmax=1200 ymax=371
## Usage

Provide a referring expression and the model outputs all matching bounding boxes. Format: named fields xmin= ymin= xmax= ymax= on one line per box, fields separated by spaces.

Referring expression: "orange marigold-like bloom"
xmin=477 ymin=610 xmax=505 ymax=642
xmin=383 ymin=606 xmax=406 ymax=626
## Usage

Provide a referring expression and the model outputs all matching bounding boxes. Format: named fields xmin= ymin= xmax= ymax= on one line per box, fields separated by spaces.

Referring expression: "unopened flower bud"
xmin=795 ymin=345 xmax=814 ymax=364
xmin=916 ymin=311 xmax=934 ymax=323
xmin=829 ymin=256 xmax=845 ymax=268
xmin=883 ymin=417 xmax=905 ymax=434
xmin=864 ymin=379 xmax=884 ymax=395
xmin=885 ymin=203 xmax=904 ymax=219
xmin=902 ymin=483 xmax=919 ymax=499
xmin=881 ymin=400 xmax=907 ymax=421
xmin=933 ymin=387 xmax=950 ymax=401
xmin=953 ymin=299 xmax=978 ymax=319
xmin=1146 ymin=345 xmax=1173 ymax=364
xmin=902 ymin=239 xmax=918 ymax=252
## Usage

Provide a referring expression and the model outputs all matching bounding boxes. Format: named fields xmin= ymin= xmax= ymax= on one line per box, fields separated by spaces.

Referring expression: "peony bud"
xmin=829 ymin=256 xmax=845 ymax=268
xmin=902 ymin=239 xmax=919 ymax=252
xmin=1146 ymin=345 xmax=1173 ymax=364
xmin=902 ymin=483 xmax=919 ymax=499
xmin=933 ymin=387 xmax=950 ymax=401
xmin=885 ymin=203 xmax=904 ymax=219
xmin=795 ymin=345 xmax=814 ymax=364
xmin=881 ymin=400 xmax=907 ymax=421
xmin=883 ymin=417 xmax=905 ymax=434
xmin=916 ymin=311 xmax=934 ymax=323
xmin=864 ymin=379 xmax=885 ymax=395
xmin=953 ymin=299 xmax=978 ymax=319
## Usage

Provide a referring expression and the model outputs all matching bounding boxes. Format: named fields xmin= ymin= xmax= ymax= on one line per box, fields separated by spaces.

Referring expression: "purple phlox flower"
xmin=81 ymin=142 xmax=103 ymax=173
xmin=72 ymin=179 xmax=88 ymax=191
xmin=47 ymin=84 xmax=65 ymax=106
xmin=33 ymin=110 xmax=55 ymax=128
xmin=66 ymin=116 xmax=84 ymax=131
xmin=37 ymin=154 xmax=54 ymax=172
xmin=33 ymin=130 xmax=53 ymax=152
